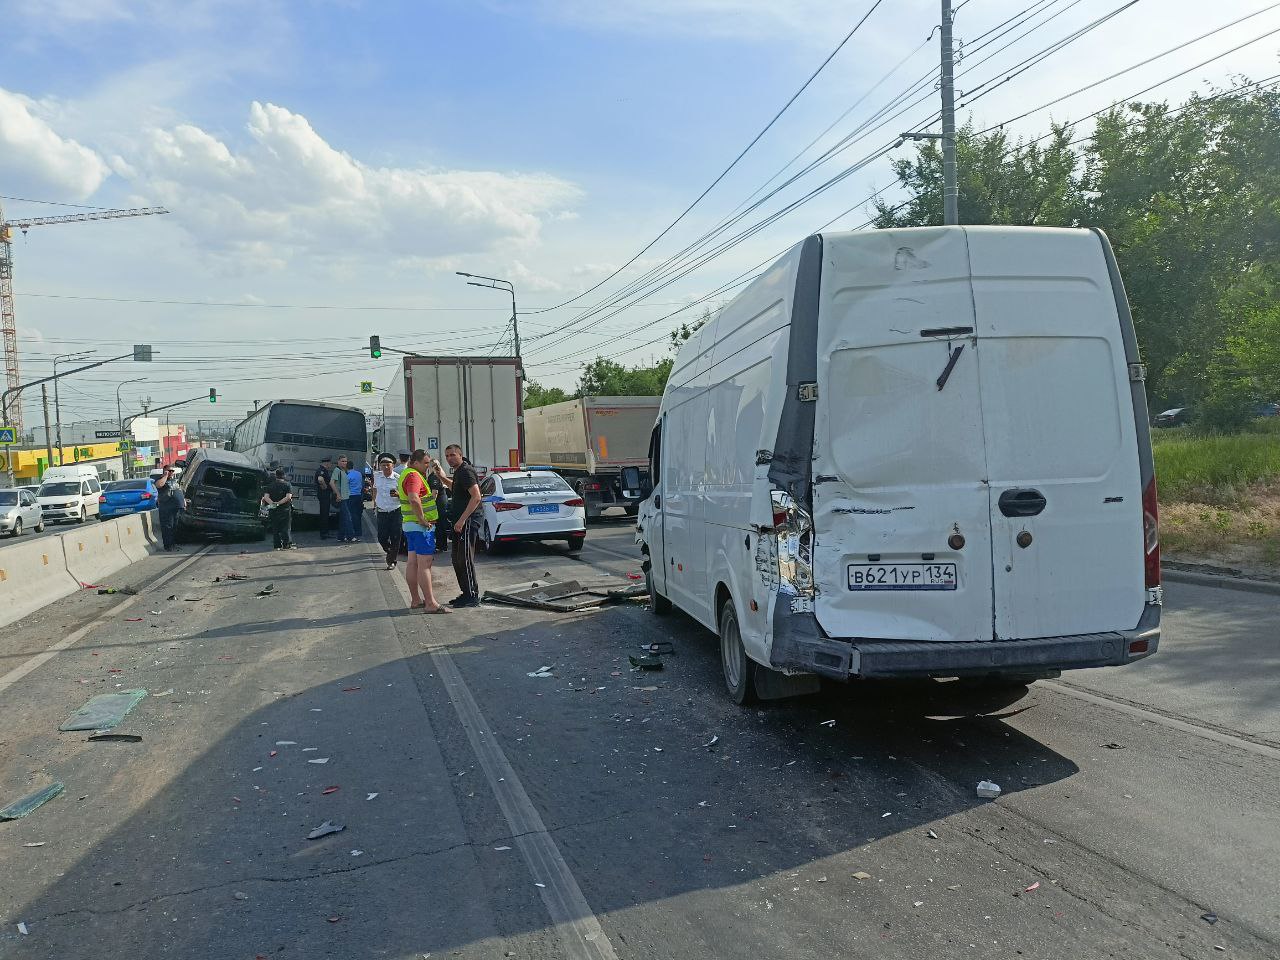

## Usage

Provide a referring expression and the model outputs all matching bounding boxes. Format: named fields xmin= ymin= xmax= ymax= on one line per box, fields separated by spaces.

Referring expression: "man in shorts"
xmin=397 ymin=449 xmax=449 ymax=614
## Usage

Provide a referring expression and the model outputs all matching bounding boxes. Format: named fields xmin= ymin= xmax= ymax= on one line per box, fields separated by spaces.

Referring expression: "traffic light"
xmin=209 ymin=388 xmax=218 ymax=403
xmin=369 ymin=335 xmax=382 ymax=359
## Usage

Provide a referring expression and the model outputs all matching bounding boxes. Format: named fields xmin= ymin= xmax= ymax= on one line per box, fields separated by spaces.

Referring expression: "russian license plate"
xmin=527 ymin=504 xmax=559 ymax=515
xmin=848 ymin=562 xmax=958 ymax=591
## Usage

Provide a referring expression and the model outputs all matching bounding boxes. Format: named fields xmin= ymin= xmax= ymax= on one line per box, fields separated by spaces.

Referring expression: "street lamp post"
xmin=53 ymin=351 xmax=94 ymax=465
xmin=116 ymin=377 xmax=145 ymax=478
xmin=456 ymin=271 xmax=523 ymax=462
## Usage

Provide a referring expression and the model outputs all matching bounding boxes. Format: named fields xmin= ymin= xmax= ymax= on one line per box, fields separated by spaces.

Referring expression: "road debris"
xmin=927 ymin=830 xmax=939 ymax=839
xmin=485 ymin=576 xmax=647 ymax=612
xmin=819 ymin=720 xmax=836 ymax=728
xmin=87 ymin=732 xmax=143 ymax=743
xmin=495 ymin=846 xmax=512 ymax=851
xmin=852 ymin=871 xmax=872 ymax=881
xmin=527 ymin=666 xmax=554 ymax=678
xmin=307 ymin=758 xmax=330 ymax=764
xmin=275 ymin=741 xmax=297 ymax=746
xmin=23 ymin=842 xmax=45 ymax=847
xmin=1102 ymin=742 xmax=1125 ymax=750
xmin=0 ymin=783 xmax=65 ymax=821
xmin=17 ymin=922 xmax=28 ymax=935
xmin=366 ymin=793 xmax=378 ymax=801
xmin=702 ymin=736 xmax=719 ymax=749
xmin=976 ymin=780 xmax=1002 ymax=799
xmin=351 ymin=850 xmax=364 ymax=857
xmin=233 ymin=892 xmax=249 ymax=901
xmin=60 ymin=690 xmax=147 ymax=731
xmin=628 ymin=655 xmax=663 ymax=671
xmin=342 ymin=687 xmax=361 ymax=692
xmin=321 ymin=786 xmax=340 ymax=795
xmin=1024 ymin=881 xmax=1041 ymax=892
xmin=1201 ymin=912 xmax=1219 ymax=925
xmin=306 ymin=820 xmax=345 ymax=840
xmin=645 ymin=641 xmax=675 ymax=655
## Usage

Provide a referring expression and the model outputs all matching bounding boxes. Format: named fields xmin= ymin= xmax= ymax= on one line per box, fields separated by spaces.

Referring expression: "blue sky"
xmin=1 ymin=0 xmax=1278 ymax=428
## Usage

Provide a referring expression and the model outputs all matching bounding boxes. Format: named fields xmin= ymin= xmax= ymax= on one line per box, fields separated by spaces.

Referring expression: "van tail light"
xmin=99 ymin=495 xmax=107 ymax=504
xmin=583 ymin=482 xmax=602 ymax=492
xmin=1142 ymin=477 xmax=1160 ymax=588
xmin=562 ymin=498 xmax=585 ymax=507
xmin=141 ymin=492 xmax=153 ymax=500
xmin=772 ymin=509 xmax=789 ymax=529
xmin=494 ymin=501 xmax=522 ymax=512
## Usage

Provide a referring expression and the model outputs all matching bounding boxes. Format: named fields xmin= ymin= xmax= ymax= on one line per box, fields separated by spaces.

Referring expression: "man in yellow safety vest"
xmin=397 ymin=449 xmax=449 ymax=614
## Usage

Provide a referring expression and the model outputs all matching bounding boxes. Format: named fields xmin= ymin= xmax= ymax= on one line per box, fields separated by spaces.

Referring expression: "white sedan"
xmin=477 ymin=470 xmax=586 ymax=553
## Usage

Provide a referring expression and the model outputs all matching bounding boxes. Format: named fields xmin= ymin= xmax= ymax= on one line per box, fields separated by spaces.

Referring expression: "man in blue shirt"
xmin=346 ymin=460 xmax=365 ymax=542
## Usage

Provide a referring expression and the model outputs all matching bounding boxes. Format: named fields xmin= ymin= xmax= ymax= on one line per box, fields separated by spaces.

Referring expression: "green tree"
xmin=523 ymin=380 xmax=575 ymax=409
xmin=577 ymin=356 xmax=675 ymax=397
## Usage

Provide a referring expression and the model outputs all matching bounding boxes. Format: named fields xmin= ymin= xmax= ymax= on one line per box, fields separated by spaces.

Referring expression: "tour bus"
xmin=228 ymin=400 xmax=368 ymax=516
xmin=632 ymin=226 xmax=1161 ymax=703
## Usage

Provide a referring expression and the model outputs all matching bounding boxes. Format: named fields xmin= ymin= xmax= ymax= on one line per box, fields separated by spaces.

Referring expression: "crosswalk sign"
xmin=0 ymin=427 xmax=16 ymax=445
xmin=360 ymin=381 xmax=373 ymax=394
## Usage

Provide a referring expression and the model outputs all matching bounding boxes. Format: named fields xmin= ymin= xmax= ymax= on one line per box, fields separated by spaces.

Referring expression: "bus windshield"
xmin=266 ymin=405 xmax=365 ymax=451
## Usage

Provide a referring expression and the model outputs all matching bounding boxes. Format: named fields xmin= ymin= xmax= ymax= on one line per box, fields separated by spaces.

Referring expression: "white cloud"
xmin=0 ymin=88 xmax=110 ymax=198
xmin=120 ymin=100 xmax=582 ymax=267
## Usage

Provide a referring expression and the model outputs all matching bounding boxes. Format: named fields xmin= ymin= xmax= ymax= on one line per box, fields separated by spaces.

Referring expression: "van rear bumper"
xmin=781 ymin=604 xmax=1161 ymax=680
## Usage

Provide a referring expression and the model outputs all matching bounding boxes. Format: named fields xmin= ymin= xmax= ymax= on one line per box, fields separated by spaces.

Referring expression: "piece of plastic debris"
xmin=628 ymin=655 xmax=664 ymax=671
xmin=976 ymin=780 xmax=1002 ymax=799
xmin=307 ymin=820 xmax=345 ymax=840
xmin=366 ymin=793 xmax=378 ymax=801
xmin=88 ymin=732 xmax=143 ymax=743
xmin=275 ymin=741 xmax=297 ymax=746
xmin=1102 ymin=742 xmax=1125 ymax=750
xmin=152 ymin=688 xmax=175 ymax=697
xmin=327 ymin=916 xmax=342 ymax=923
xmin=149 ymin=610 xmax=162 ymax=615
xmin=17 ymin=922 xmax=28 ymax=935
xmin=0 ymin=783 xmax=65 ymax=821
xmin=819 ymin=719 xmax=836 ymax=728
xmin=225 ymin=573 xmax=249 ymax=581
xmin=23 ymin=842 xmax=45 ymax=847
xmin=342 ymin=687 xmax=361 ymax=692
xmin=702 ymin=736 xmax=719 ymax=748
xmin=232 ymin=797 xmax=242 ymax=804
xmin=351 ymin=849 xmax=364 ymax=857
xmin=626 ymin=573 xmax=644 ymax=580
xmin=494 ymin=846 xmax=512 ymax=851
xmin=527 ymin=666 xmax=554 ymax=678
xmin=1201 ymin=912 xmax=1219 ymax=925
xmin=233 ymin=891 xmax=248 ymax=901
xmin=302 ymin=747 xmax=319 ymax=752
xmin=321 ymin=786 xmax=340 ymax=795
xmin=534 ymin=883 xmax=546 ymax=888
xmin=927 ymin=830 xmax=939 ymax=839
xmin=269 ymin=751 xmax=278 ymax=758
xmin=881 ymin=812 xmax=892 ymax=818
xmin=256 ymin=584 xmax=275 ymax=596
xmin=124 ymin=617 xmax=143 ymax=622
xmin=252 ymin=767 xmax=263 ymax=772
xmin=646 ymin=641 xmax=675 ymax=655
xmin=653 ymin=746 xmax=663 ymax=753
xmin=307 ymin=758 xmax=330 ymax=764
xmin=852 ymin=871 xmax=872 ymax=881
xmin=1024 ymin=881 xmax=1040 ymax=892
xmin=913 ymin=901 xmax=924 ymax=908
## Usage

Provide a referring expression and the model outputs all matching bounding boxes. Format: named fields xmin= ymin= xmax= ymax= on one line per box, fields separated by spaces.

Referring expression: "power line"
xmin=527 ymin=0 xmax=889 ymax=316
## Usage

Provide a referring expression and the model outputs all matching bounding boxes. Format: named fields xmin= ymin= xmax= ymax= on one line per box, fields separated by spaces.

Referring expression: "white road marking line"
xmin=383 ymin=551 xmax=619 ymax=960
xmin=1044 ymin=680 xmax=1280 ymax=762
xmin=0 ymin=547 xmax=210 ymax=697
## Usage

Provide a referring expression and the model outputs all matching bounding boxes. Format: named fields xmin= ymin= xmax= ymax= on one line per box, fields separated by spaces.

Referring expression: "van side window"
xmin=81 ymin=481 xmax=91 ymax=495
xmin=88 ymin=478 xmax=101 ymax=493
xmin=648 ymin=421 xmax=663 ymax=488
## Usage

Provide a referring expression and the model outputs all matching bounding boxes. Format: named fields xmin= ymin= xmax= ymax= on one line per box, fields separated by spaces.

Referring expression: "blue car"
xmin=98 ymin=478 xmax=158 ymax=519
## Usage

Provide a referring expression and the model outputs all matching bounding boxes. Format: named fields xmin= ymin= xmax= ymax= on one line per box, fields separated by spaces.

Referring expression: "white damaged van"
xmin=633 ymin=226 xmax=1161 ymax=703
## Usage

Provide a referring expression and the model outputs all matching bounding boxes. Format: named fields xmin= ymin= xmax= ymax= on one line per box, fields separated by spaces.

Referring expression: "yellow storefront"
xmin=1 ymin=441 xmax=131 ymax=484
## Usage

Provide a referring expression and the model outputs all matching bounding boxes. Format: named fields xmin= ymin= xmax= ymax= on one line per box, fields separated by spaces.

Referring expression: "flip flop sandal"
xmin=423 ymin=605 xmax=452 ymax=614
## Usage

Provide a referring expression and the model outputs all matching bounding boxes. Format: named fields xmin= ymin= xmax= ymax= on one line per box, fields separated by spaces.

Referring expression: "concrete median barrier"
xmin=140 ymin=510 xmax=159 ymax=545
xmin=114 ymin=513 xmax=156 ymax=563
xmin=61 ymin=518 xmax=131 ymax=587
xmin=0 ymin=538 xmax=81 ymax=627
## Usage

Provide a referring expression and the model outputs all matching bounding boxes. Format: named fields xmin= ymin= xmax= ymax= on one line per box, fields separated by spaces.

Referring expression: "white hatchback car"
xmin=478 ymin=469 xmax=586 ymax=553
xmin=1 ymin=487 xmax=45 ymax=537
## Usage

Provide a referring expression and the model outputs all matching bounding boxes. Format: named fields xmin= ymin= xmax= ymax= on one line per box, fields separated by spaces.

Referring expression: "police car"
xmin=478 ymin=468 xmax=586 ymax=553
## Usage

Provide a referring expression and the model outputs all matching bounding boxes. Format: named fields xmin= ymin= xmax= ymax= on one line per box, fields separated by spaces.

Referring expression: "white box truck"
xmin=523 ymin=396 xmax=659 ymax=519
xmin=383 ymin=357 xmax=522 ymax=473
xmin=633 ymin=226 xmax=1161 ymax=703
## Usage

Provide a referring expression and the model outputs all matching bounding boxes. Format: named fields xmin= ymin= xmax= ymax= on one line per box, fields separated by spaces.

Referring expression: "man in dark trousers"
xmin=261 ymin=468 xmax=296 ymax=550
xmin=433 ymin=444 xmax=483 ymax=607
xmin=154 ymin=466 xmax=185 ymax=551
xmin=314 ymin=455 xmax=333 ymax=539
xmin=372 ymin=454 xmax=402 ymax=569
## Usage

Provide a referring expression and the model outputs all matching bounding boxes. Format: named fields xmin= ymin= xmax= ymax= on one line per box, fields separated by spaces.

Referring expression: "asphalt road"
xmin=0 ymin=520 xmax=1275 ymax=959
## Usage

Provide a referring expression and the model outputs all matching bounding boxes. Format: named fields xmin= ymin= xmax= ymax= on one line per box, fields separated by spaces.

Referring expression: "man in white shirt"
xmin=373 ymin=454 xmax=403 ymax=569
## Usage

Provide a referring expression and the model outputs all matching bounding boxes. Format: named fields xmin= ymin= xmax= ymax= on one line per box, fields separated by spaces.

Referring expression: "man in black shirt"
xmin=434 ymin=444 xmax=483 ymax=606
xmin=261 ymin=468 xmax=296 ymax=550
xmin=314 ymin=456 xmax=333 ymax=540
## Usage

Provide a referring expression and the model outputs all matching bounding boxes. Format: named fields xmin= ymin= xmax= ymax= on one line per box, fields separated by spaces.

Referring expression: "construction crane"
xmin=0 ymin=201 xmax=169 ymax=434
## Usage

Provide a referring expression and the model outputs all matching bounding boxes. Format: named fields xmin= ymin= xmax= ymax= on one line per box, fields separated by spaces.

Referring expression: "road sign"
xmin=95 ymin=430 xmax=121 ymax=439
xmin=119 ymin=439 xmax=133 ymax=451
xmin=360 ymin=381 xmax=374 ymax=394
xmin=0 ymin=427 xmax=16 ymax=445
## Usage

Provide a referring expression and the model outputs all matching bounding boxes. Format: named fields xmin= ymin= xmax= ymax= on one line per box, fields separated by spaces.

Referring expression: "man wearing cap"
xmin=314 ymin=456 xmax=334 ymax=540
xmin=373 ymin=454 xmax=403 ymax=569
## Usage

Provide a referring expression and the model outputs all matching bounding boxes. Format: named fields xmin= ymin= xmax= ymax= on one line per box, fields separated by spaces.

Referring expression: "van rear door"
xmin=966 ymin=229 xmax=1145 ymax=639
xmin=811 ymin=229 xmax=994 ymax=643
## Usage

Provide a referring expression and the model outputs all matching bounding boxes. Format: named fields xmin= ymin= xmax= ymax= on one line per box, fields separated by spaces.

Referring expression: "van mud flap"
xmin=769 ymin=606 xmax=852 ymax=680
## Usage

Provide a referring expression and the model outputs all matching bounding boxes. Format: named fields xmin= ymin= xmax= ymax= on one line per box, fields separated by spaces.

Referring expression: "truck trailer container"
xmin=523 ymin=396 xmax=658 ymax=519
xmin=383 ymin=357 xmax=522 ymax=473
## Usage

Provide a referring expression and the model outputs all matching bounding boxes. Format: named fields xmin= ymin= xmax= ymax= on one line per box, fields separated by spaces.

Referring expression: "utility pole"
xmin=940 ymin=0 xmax=959 ymax=225
xmin=40 ymin=383 xmax=53 ymax=475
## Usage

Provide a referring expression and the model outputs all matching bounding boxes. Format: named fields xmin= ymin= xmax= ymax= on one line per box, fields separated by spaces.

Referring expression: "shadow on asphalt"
xmin=4 ymin=553 xmax=1078 ymax=958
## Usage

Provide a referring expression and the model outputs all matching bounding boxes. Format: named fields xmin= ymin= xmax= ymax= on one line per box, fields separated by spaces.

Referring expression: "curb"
xmin=1163 ymin=567 xmax=1280 ymax=597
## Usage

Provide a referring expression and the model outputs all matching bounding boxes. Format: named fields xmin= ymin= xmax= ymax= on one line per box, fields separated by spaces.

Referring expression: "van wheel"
xmin=645 ymin=565 xmax=671 ymax=615
xmin=719 ymin=599 xmax=757 ymax=705
xmin=79 ymin=508 xmax=87 ymax=523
